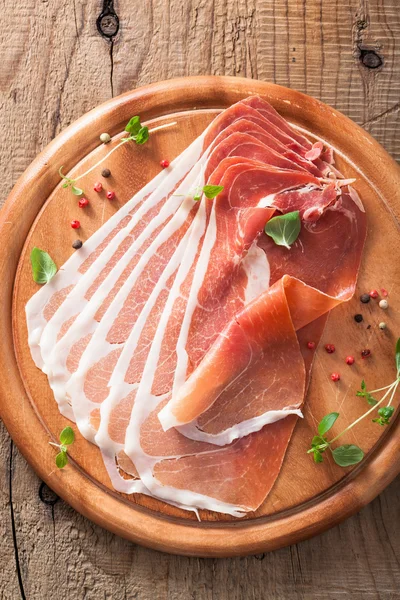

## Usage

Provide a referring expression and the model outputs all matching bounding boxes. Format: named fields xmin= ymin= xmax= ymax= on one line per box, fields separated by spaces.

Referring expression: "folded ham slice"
xmin=25 ymin=95 xmax=366 ymax=516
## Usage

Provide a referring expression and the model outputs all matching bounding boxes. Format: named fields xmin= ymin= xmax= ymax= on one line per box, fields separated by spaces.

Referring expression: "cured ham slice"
xmin=94 ymin=167 xmax=348 ymax=513
xmin=25 ymin=95 xmax=366 ymax=516
xmin=159 ymin=192 xmax=365 ymax=440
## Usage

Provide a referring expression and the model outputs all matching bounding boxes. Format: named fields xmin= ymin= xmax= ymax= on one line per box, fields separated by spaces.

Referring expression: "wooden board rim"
xmin=1 ymin=75 xmax=400 ymax=557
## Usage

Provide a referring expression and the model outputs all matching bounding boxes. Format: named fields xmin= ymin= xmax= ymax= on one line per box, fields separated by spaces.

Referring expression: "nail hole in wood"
xmin=360 ymin=49 xmax=383 ymax=69
xmin=39 ymin=481 xmax=60 ymax=506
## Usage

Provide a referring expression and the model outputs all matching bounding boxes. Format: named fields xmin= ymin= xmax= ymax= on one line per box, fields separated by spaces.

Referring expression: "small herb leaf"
xmin=264 ymin=210 xmax=301 ymax=249
xmin=135 ymin=126 xmax=149 ymax=145
xmin=71 ymin=186 xmax=84 ymax=196
xmin=372 ymin=405 xmax=395 ymax=426
xmin=395 ymin=338 xmax=400 ymax=373
xmin=125 ymin=116 xmax=141 ymax=136
xmin=30 ymin=247 xmax=57 ymax=285
xmin=62 ymin=182 xmax=69 ymax=189
xmin=318 ymin=412 xmax=339 ymax=436
xmin=55 ymin=451 xmax=68 ymax=469
xmin=203 ymin=185 xmax=224 ymax=200
xmin=59 ymin=426 xmax=75 ymax=446
xmin=313 ymin=450 xmax=323 ymax=463
xmin=332 ymin=444 xmax=364 ymax=467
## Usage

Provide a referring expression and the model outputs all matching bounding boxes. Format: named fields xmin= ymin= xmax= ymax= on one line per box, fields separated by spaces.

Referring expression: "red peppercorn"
xmin=381 ymin=288 xmax=388 ymax=297
xmin=94 ymin=182 xmax=103 ymax=192
xmin=345 ymin=356 xmax=355 ymax=365
xmin=331 ymin=372 xmax=340 ymax=382
xmin=325 ymin=344 xmax=335 ymax=354
xmin=71 ymin=220 xmax=80 ymax=229
xmin=307 ymin=341 xmax=316 ymax=350
xmin=78 ymin=197 xmax=89 ymax=208
xmin=361 ymin=349 xmax=371 ymax=359
xmin=160 ymin=159 xmax=170 ymax=169
xmin=369 ymin=289 xmax=379 ymax=299
xmin=106 ymin=190 xmax=115 ymax=200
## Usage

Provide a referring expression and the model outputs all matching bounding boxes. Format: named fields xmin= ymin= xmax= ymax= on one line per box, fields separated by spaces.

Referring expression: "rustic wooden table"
xmin=0 ymin=1 xmax=399 ymax=598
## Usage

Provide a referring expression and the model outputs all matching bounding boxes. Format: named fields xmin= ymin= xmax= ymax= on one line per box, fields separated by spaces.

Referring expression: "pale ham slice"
xmin=159 ymin=192 xmax=365 ymax=439
xmin=26 ymin=131 xmax=206 ymax=371
xmin=36 ymin=98 xmax=325 ymax=420
xmin=25 ymin=96 xmax=366 ymax=516
xmin=96 ymin=166 xmax=337 ymax=514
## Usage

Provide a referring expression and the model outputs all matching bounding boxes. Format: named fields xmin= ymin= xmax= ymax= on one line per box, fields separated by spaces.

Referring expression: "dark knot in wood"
xmin=39 ymin=481 xmax=60 ymax=506
xmin=360 ymin=49 xmax=383 ymax=69
xmin=97 ymin=0 xmax=119 ymax=39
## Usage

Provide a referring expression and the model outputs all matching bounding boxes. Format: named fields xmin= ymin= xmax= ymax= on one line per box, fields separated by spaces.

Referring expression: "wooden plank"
xmin=0 ymin=0 xmax=399 ymax=597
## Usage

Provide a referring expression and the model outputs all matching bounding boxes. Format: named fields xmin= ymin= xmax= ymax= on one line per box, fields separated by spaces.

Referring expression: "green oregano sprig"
xmin=308 ymin=338 xmax=400 ymax=468
xmin=49 ymin=426 xmax=75 ymax=469
xmin=59 ymin=115 xmax=151 ymax=195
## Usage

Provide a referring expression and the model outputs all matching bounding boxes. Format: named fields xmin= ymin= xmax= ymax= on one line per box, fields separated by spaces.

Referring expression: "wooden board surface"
xmin=1 ymin=75 xmax=399 ymax=557
xmin=1 ymin=0 xmax=399 ymax=597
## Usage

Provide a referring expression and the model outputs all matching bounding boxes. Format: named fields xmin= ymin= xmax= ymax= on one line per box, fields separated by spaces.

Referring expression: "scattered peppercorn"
xmin=354 ymin=314 xmax=363 ymax=323
xmin=360 ymin=293 xmax=370 ymax=303
xmin=361 ymin=349 xmax=371 ymax=359
xmin=345 ymin=356 xmax=355 ymax=365
xmin=367 ymin=324 xmax=371 ymax=329
xmin=331 ymin=372 xmax=340 ymax=382
xmin=100 ymin=132 xmax=111 ymax=144
xmin=325 ymin=344 xmax=335 ymax=354
xmin=101 ymin=168 xmax=111 ymax=178
xmin=72 ymin=239 xmax=83 ymax=249
xmin=379 ymin=322 xmax=387 ymax=330
xmin=71 ymin=220 xmax=80 ymax=229
xmin=78 ymin=197 xmax=89 ymax=208
xmin=379 ymin=299 xmax=388 ymax=310
xmin=160 ymin=159 xmax=170 ymax=168
xmin=307 ymin=341 xmax=316 ymax=350
xmin=106 ymin=190 xmax=115 ymax=200
xmin=381 ymin=288 xmax=388 ymax=297
xmin=94 ymin=182 xmax=103 ymax=192
xmin=369 ymin=289 xmax=379 ymax=299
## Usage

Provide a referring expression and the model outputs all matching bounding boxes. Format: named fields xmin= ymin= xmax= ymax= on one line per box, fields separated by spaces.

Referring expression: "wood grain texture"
xmin=0 ymin=0 xmax=399 ymax=597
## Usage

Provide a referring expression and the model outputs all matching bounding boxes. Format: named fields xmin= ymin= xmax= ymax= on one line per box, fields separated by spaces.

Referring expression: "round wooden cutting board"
xmin=1 ymin=76 xmax=400 ymax=557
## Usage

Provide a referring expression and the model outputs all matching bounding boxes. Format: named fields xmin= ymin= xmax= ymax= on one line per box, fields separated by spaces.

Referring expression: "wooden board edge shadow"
xmin=0 ymin=75 xmax=400 ymax=557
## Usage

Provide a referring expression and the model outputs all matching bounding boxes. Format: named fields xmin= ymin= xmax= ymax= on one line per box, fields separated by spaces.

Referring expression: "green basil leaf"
xmin=62 ymin=182 xmax=69 ymax=189
xmin=366 ymin=393 xmax=378 ymax=406
xmin=59 ymin=426 xmax=75 ymax=446
xmin=361 ymin=380 xmax=366 ymax=392
xmin=71 ymin=186 xmax=84 ymax=196
xmin=55 ymin=451 xmax=68 ymax=469
xmin=395 ymin=338 xmax=400 ymax=374
xmin=311 ymin=435 xmax=325 ymax=448
xmin=135 ymin=126 xmax=149 ymax=145
xmin=264 ymin=210 xmax=301 ymax=249
xmin=313 ymin=449 xmax=323 ymax=463
xmin=202 ymin=185 xmax=224 ymax=200
xmin=332 ymin=444 xmax=364 ymax=467
xmin=125 ymin=116 xmax=141 ymax=135
xmin=318 ymin=412 xmax=339 ymax=436
xmin=30 ymin=247 xmax=58 ymax=285
xmin=378 ymin=406 xmax=395 ymax=419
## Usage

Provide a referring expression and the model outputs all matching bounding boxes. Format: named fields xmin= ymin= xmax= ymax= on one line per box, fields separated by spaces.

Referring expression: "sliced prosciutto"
xmin=25 ymin=95 xmax=366 ymax=517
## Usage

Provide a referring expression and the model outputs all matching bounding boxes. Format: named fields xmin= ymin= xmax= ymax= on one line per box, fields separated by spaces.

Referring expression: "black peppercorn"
xmin=360 ymin=293 xmax=370 ymax=303
xmin=354 ymin=314 xmax=363 ymax=323
xmin=101 ymin=168 xmax=111 ymax=178
xmin=72 ymin=239 xmax=83 ymax=249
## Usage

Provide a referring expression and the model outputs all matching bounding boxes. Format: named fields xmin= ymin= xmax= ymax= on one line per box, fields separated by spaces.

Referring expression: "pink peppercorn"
xmin=307 ymin=341 xmax=316 ymax=350
xmin=160 ymin=159 xmax=170 ymax=168
xmin=331 ymin=373 xmax=340 ymax=382
xmin=369 ymin=289 xmax=379 ymax=299
xmin=71 ymin=220 xmax=80 ymax=229
xmin=78 ymin=197 xmax=89 ymax=208
xmin=93 ymin=182 xmax=103 ymax=192
xmin=325 ymin=344 xmax=335 ymax=354
xmin=106 ymin=190 xmax=115 ymax=200
xmin=381 ymin=288 xmax=388 ymax=297
xmin=345 ymin=356 xmax=355 ymax=365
